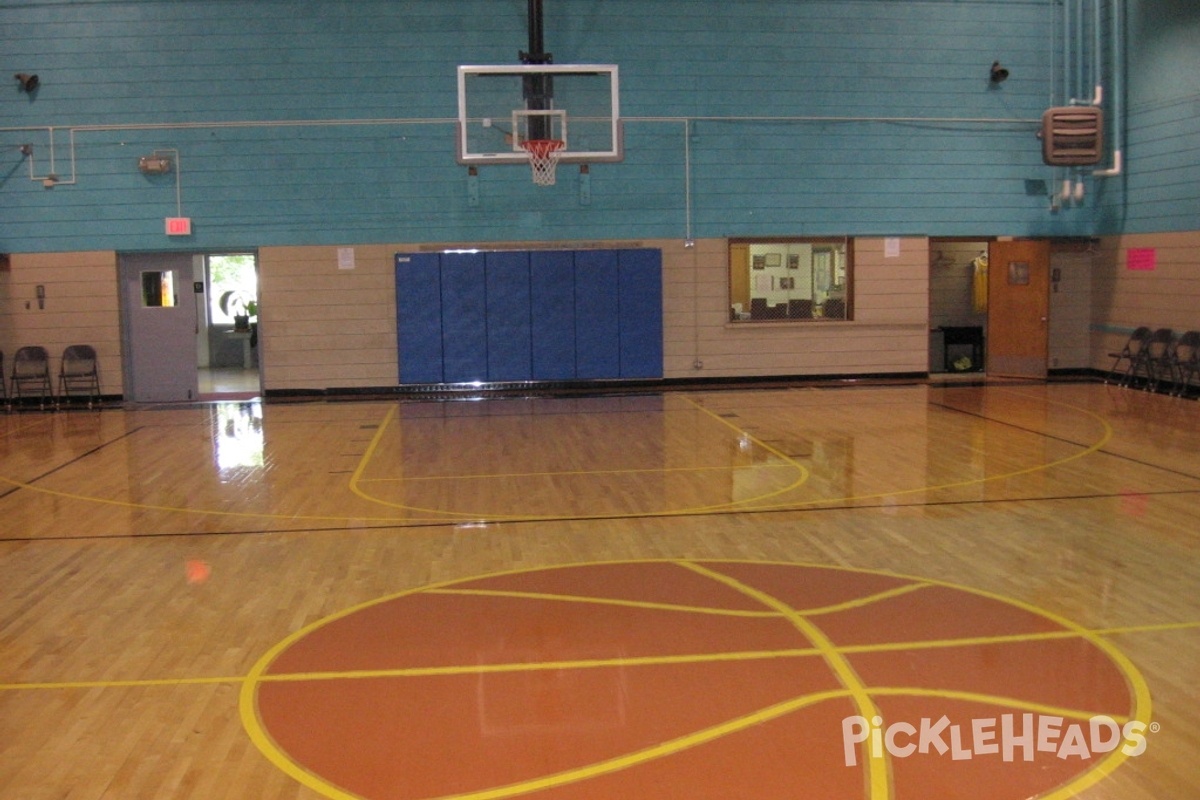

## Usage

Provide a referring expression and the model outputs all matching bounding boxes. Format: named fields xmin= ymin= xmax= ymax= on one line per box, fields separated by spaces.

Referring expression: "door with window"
xmin=120 ymin=252 xmax=199 ymax=401
xmin=986 ymin=239 xmax=1051 ymax=379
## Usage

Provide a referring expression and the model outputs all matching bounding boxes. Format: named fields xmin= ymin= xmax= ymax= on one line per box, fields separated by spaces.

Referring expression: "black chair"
xmin=1167 ymin=330 xmax=1200 ymax=397
xmin=788 ymin=298 xmax=813 ymax=319
xmin=823 ymin=298 xmax=847 ymax=319
xmin=1139 ymin=328 xmax=1175 ymax=391
xmin=749 ymin=298 xmax=770 ymax=319
xmin=1106 ymin=327 xmax=1151 ymax=387
xmin=10 ymin=346 xmax=54 ymax=408
xmin=58 ymin=345 xmax=101 ymax=408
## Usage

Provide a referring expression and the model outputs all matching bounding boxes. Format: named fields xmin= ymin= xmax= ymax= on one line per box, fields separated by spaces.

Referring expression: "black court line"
xmin=0 ymin=426 xmax=146 ymax=502
xmin=929 ymin=400 xmax=1200 ymax=484
xmin=4 ymin=487 xmax=1198 ymax=545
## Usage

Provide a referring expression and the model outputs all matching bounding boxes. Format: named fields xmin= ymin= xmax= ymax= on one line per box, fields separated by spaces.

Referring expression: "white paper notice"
xmin=337 ymin=247 xmax=356 ymax=270
xmin=884 ymin=238 xmax=901 ymax=258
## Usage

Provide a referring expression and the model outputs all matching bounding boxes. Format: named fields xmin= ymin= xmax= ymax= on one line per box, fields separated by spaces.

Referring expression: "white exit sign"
xmin=165 ymin=217 xmax=192 ymax=236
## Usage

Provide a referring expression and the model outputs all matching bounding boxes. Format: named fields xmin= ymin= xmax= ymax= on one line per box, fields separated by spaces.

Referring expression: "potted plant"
xmin=219 ymin=290 xmax=257 ymax=332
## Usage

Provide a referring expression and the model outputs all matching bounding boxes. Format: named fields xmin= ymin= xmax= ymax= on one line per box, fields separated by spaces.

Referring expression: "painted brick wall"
xmin=2 ymin=0 xmax=1086 ymax=255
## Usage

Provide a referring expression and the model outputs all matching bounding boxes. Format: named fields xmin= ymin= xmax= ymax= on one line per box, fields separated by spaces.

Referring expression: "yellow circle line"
xmin=237 ymin=557 xmax=1158 ymax=800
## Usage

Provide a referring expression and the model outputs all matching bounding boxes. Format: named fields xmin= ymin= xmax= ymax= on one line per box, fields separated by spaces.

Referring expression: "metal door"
xmin=119 ymin=252 xmax=199 ymax=401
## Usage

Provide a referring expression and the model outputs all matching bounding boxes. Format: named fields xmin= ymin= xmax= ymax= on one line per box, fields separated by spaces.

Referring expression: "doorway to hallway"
xmin=200 ymin=253 xmax=261 ymax=400
xmin=928 ymin=239 xmax=990 ymax=377
xmin=119 ymin=251 xmax=261 ymax=403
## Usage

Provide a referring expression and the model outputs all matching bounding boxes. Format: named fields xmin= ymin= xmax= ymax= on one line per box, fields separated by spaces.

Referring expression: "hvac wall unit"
xmin=395 ymin=248 xmax=663 ymax=384
xmin=1040 ymin=106 xmax=1104 ymax=166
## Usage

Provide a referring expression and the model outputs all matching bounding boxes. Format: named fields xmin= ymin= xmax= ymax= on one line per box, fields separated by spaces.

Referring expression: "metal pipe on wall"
xmin=1094 ymin=0 xmax=1124 ymax=177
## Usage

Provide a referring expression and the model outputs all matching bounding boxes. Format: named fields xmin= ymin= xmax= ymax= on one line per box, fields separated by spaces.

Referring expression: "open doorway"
xmin=197 ymin=253 xmax=260 ymax=399
xmin=929 ymin=239 xmax=989 ymax=376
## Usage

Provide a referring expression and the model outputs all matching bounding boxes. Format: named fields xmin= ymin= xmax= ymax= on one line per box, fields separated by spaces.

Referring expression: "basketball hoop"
xmin=520 ymin=139 xmax=566 ymax=186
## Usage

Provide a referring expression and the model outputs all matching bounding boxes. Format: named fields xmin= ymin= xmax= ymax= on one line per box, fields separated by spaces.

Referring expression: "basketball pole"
xmin=520 ymin=0 xmax=554 ymax=143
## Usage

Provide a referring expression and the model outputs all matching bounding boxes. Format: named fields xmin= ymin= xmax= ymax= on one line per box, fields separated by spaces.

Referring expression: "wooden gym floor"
xmin=1 ymin=381 xmax=1197 ymax=800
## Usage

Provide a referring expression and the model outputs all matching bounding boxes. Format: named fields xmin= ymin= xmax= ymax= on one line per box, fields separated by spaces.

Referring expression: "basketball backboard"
xmin=456 ymin=64 xmax=622 ymax=165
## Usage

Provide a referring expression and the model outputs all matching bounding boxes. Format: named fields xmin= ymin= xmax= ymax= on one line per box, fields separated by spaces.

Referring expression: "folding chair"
xmin=1105 ymin=327 xmax=1151 ymax=387
xmin=1139 ymin=328 xmax=1175 ymax=392
xmin=1168 ymin=330 xmax=1200 ymax=397
xmin=58 ymin=345 xmax=101 ymax=408
xmin=10 ymin=346 xmax=54 ymax=409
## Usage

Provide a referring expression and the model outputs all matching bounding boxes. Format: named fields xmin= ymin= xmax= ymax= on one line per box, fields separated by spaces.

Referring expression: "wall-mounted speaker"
xmin=1040 ymin=106 xmax=1103 ymax=166
xmin=14 ymin=73 xmax=39 ymax=93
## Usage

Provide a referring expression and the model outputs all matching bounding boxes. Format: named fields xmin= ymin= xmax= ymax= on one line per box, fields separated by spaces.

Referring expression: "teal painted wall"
xmin=1099 ymin=0 xmax=1200 ymax=233
xmin=1 ymin=0 xmax=1123 ymax=253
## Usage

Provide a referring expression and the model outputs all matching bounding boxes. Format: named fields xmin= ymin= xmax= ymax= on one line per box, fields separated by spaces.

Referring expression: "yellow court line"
xmin=418 ymin=688 xmax=856 ymax=800
xmin=866 ymin=687 xmax=1132 ymax=726
xmin=677 ymin=560 xmax=892 ymax=800
xmin=15 ymin=555 xmax=1184 ymax=800
xmin=0 ymin=675 xmax=244 ymax=692
xmin=744 ymin=387 xmax=1118 ymax=512
xmin=12 ymin=618 xmax=1197 ymax=693
xmin=0 ymin=386 xmax=1129 ymax=527
xmin=357 ymin=461 xmax=797 ymax=484
xmin=801 ymin=582 xmax=932 ymax=616
xmin=347 ymin=396 xmax=814 ymax=520
xmin=430 ymin=582 xmax=933 ymax=620
xmin=428 ymin=587 xmax=785 ymax=617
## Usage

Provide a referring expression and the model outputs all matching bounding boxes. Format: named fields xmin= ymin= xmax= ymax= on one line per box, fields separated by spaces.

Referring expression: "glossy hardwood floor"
xmin=0 ymin=381 xmax=1197 ymax=800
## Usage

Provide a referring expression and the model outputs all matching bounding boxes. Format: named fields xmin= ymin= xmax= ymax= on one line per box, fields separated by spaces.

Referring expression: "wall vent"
xmin=1040 ymin=107 xmax=1103 ymax=166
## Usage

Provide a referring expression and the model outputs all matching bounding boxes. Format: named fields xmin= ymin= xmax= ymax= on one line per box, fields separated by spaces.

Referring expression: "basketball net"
xmin=520 ymin=139 xmax=566 ymax=186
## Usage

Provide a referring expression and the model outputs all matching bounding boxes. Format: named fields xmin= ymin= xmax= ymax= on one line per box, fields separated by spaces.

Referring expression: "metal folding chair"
xmin=1168 ymin=331 xmax=1200 ymax=397
xmin=10 ymin=346 xmax=54 ymax=409
xmin=1139 ymin=328 xmax=1175 ymax=392
xmin=1105 ymin=327 xmax=1151 ymax=387
xmin=58 ymin=345 xmax=101 ymax=408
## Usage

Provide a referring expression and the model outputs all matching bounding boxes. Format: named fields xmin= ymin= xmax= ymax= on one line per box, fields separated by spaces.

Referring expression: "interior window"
xmin=729 ymin=238 xmax=851 ymax=322
xmin=140 ymin=270 xmax=176 ymax=308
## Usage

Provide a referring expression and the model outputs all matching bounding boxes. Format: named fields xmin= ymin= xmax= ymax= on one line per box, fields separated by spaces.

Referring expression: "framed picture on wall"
xmin=787 ymin=254 xmax=800 ymax=270
xmin=779 ymin=276 xmax=796 ymax=290
xmin=752 ymin=255 xmax=766 ymax=270
xmin=765 ymin=253 xmax=782 ymax=268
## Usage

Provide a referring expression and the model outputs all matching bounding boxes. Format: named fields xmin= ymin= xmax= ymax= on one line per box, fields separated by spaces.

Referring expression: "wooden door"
xmin=986 ymin=239 xmax=1050 ymax=379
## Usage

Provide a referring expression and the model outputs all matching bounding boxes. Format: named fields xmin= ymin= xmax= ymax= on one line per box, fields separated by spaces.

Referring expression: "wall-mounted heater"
xmin=1040 ymin=106 xmax=1103 ymax=166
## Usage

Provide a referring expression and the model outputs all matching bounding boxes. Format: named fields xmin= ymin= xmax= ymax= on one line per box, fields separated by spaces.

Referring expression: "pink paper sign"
xmin=1127 ymin=248 xmax=1157 ymax=271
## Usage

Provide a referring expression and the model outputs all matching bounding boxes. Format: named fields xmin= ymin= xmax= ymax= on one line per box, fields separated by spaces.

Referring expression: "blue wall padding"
xmin=485 ymin=250 xmax=534 ymax=381
xmin=618 ymin=249 xmax=665 ymax=378
xmin=395 ymin=253 xmax=445 ymax=383
xmin=530 ymin=250 xmax=578 ymax=380
xmin=397 ymin=248 xmax=662 ymax=385
xmin=440 ymin=252 xmax=489 ymax=383
xmin=573 ymin=249 xmax=622 ymax=379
